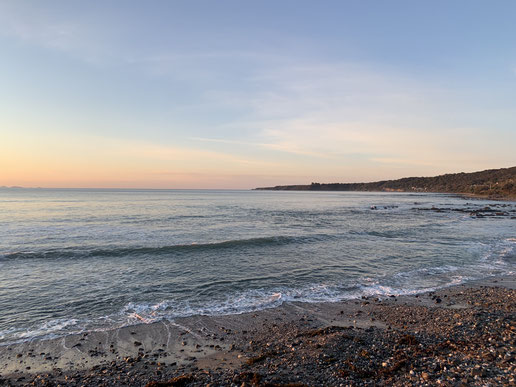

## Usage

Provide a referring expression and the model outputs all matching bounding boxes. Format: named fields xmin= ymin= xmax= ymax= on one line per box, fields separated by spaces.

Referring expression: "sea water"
xmin=0 ymin=188 xmax=514 ymax=344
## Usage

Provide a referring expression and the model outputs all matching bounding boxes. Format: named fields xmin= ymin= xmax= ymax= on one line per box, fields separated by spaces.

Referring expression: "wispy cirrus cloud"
xmin=2 ymin=2 xmax=514 ymax=188
xmin=0 ymin=2 xmax=108 ymax=63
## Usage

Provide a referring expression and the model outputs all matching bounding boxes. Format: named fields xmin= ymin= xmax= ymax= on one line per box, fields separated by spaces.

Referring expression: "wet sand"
xmin=1 ymin=275 xmax=515 ymax=386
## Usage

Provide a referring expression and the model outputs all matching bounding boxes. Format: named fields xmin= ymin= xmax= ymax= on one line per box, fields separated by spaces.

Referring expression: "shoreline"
xmin=1 ymin=275 xmax=514 ymax=386
xmin=255 ymin=189 xmax=516 ymax=202
xmin=457 ymin=192 xmax=516 ymax=202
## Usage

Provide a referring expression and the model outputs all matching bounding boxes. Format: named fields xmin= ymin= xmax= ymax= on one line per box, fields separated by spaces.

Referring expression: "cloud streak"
xmin=1 ymin=2 xmax=514 ymax=188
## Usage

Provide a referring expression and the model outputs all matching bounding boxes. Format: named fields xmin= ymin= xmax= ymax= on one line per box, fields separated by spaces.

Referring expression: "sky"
xmin=1 ymin=1 xmax=515 ymax=189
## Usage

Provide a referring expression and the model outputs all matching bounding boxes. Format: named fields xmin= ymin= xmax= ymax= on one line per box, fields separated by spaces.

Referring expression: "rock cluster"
xmin=1 ymin=284 xmax=514 ymax=386
xmin=412 ymin=203 xmax=516 ymax=219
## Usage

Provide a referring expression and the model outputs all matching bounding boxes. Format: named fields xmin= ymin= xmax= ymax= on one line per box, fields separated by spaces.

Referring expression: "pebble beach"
xmin=1 ymin=275 xmax=514 ymax=386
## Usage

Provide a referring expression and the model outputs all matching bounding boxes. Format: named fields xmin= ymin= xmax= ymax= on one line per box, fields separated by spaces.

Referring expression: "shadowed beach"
xmin=1 ymin=275 xmax=514 ymax=386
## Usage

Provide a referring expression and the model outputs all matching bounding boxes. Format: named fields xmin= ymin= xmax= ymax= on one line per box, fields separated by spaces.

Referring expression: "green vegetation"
xmin=256 ymin=167 xmax=516 ymax=199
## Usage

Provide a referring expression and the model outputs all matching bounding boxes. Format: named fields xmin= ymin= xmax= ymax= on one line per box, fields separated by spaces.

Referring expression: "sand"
xmin=1 ymin=275 xmax=515 ymax=386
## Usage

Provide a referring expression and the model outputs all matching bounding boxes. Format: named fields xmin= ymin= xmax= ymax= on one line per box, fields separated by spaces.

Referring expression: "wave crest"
xmin=2 ymin=234 xmax=333 ymax=261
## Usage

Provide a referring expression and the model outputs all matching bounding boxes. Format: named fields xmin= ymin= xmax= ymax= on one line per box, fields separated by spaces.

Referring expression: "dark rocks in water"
xmin=412 ymin=204 xmax=516 ymax=219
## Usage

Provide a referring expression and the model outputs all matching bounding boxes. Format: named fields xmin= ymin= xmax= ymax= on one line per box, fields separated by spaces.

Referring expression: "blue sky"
xmin=1 ymin=1 xmax=515 ymax=188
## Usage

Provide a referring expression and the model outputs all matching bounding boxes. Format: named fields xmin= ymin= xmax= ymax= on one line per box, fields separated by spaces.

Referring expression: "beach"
xmin=1 ymin=275 xmax=514 ymax=386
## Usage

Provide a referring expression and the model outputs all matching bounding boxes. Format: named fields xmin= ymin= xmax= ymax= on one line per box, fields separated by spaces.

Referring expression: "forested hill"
xmin=255 ymin=166 xmax=516 ymax=199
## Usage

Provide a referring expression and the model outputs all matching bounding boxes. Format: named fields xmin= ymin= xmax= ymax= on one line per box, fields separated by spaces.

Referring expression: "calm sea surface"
xmin=0 ymin=189 xmax=515 ymax=344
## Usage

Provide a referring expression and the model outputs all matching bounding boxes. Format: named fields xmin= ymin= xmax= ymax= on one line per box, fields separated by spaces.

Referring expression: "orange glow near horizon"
xmin=2 ymin=127 xmax=513 ymax=189
xmin=1 ymin=2 xmax=515 ymax=189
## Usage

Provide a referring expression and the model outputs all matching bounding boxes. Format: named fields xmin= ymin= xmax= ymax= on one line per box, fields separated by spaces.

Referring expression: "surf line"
xmin=130 ymin=312 xmax=155 ymax=324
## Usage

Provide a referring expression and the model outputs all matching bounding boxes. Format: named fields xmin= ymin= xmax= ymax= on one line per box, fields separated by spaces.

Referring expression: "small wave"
xmin=1 ymin=234 xmax=334 ymax=261
xmin=0 ymin=318 xmax=82 ymax=344
xmin=2 ymin=236 xmax=515 ymax=345
xmin=349 ymin=229 xmax=410 ymax=239
xmin=69 ymin=256 xmax=508 ymax=328
xmin=1 ymin=260 xmax=512 ymax=345
xmin=120 ymin=283 xmax=346 ymax=325
xmin=353 ymin=273 xmax=472 ymax=298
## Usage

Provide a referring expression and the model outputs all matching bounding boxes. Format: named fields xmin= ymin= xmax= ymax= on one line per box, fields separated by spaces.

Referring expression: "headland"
xmin=255 ymin=166 xmax=516 ymax=201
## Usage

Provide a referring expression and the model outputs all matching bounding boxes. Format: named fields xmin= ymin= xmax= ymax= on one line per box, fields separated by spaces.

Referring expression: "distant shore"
xmin=458 ymin=192 xmax=516 ymax=202
xmin=258 ymin=189 xmax=516 ymax=203
xmin=255 ymin=166 xmax=516 ymax=201
xmin=1 ymin=275 xmax=514 ymax=386
xmin=255 ymin=189 xmax=516 ymax=202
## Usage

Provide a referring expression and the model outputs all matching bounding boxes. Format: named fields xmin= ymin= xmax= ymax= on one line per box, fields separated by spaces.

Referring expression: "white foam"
xmin=3 ymin=235 xmax=515 ymax=346
xmin=0 ymin=318 xmax=81 ymax=344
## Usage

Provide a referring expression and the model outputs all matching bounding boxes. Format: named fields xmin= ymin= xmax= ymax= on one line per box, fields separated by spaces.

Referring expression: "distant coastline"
xmin=255 ymin=166 xmax=516 ymax=200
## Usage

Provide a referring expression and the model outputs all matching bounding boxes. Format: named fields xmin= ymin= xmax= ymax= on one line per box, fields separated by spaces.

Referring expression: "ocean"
xmin=0 ymin=188 xmax=514 ymax=344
